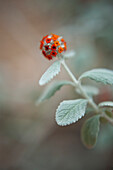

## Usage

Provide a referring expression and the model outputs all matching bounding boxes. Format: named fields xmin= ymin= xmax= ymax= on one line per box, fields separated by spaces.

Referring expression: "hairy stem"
xmin=78 ymin=83 xmax=99 ymax=113
xmin=61 ymin=60 xmax=78 ymax=86
xmin=101 ymin=113 xmax=113 ymax=126
xmin=61 ymin=60 xmax=99 ymax=113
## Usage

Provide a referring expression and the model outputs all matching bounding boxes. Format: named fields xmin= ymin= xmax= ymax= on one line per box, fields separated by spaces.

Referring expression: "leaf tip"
xmin=39 ymin=81 xmax=43 ymax=86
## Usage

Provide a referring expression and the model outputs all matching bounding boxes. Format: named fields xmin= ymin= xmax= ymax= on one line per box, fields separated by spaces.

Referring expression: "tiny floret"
xmin=40 ymin=34 xmax=67 ymax=60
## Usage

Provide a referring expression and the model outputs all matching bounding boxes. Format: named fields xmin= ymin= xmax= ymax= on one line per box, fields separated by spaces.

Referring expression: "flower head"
xmin=40 ymin=34 xmax=67 ymax=60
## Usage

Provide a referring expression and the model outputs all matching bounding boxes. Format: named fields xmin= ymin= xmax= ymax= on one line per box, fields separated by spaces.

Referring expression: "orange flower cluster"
xmin=40 ymin=34 xmax=67 ymax=60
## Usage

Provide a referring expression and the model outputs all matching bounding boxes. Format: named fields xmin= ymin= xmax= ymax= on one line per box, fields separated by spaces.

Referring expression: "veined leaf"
xmin=98 ymin=101 xmax=113 ymax=108
xmin=56 ymin=99 xmax=88 ymax=126
xmin=39 ymin=61 xmax=61 ymax=86
xmin=63 ymin=50 xmax=76 ymax=59
xmin=37 ymin=81 xmax=73 ymax=104
xmin=81 ymin=115 xmax=100 ymax=148
xmin=76 ymin=85 xmax=99 ymax=96
xmin=79 ymin=69 xmax=113 ymax=85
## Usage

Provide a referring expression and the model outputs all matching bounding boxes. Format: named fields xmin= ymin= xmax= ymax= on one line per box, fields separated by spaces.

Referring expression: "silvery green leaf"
xmin=79 ymin=69 xmax=113 ymax=85
xmin=98 ymin=101 xmax=113 ymax=108
xmin=81 ymin=115 xmax=100 ymax=148
xmin=76 ymin=85 xmax=99 ymax=96
xmin=63 ymin=50 xmax=76 ymax=59
xmin=37 ymin=81 xmax=73 ymax=104
xmin=56 ymin=99 xmax=88 ymax=126
xmin=39 ymin=61 xmax=61 ymax=85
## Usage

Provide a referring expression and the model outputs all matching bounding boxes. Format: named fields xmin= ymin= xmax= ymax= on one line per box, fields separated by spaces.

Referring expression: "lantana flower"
xmin=40 ymin=34 xmax=67 ymax=60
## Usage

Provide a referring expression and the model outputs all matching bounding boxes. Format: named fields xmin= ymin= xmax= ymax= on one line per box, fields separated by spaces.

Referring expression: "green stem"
xmin=61 ymin=60 xmax=99 ymax=113
xmin=101 ymin=113 xmax=113 ymax=126
xmin=61 ymin=60 xmax=78 ymax=86
xmin=78 ymin=83 xmax=99 ymax=113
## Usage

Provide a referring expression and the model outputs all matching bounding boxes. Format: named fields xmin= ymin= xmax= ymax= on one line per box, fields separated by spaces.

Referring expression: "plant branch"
xmin=101 ymin=113 xmax=113 ymax=126
xmin=61 ymin=60 xmax=78 ymax=86
xmin=61 ymin=60 xmax=99 ymax=113
xmin=78 ymin=83 xmax=99 ymax=113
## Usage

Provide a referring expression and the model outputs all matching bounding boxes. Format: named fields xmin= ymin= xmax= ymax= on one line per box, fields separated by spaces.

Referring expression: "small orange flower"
xmin=42 ymin=50 xmax=47 ymax=57
xmin=58 ymin=47 xmax=64 ymax=53
xmin=46 ymin=55 xmax=53 ymax=60
xmin=61 ymin=38 xmax=65 ymax=42
xmin=40 ymin=41 xmax=44 ymax=49
xmin=46 ymin=38 xmax=51 ymax=43
xmin=42 ymin=35 xmax=48 ymax=41
xmin=45 ymin=45 xmax=49 ymax=51
xmin=54 ymin=40 xmax=60 ymax=46
xmin=64 ymin=42 xmax=67 ymax=50
xmin=51 ymin=44 xmax=57 ymax=50
xmin=52 ymin=34 xmax=59 ymax=41
xmin=50 ymin=51 xmax=57 ymax=57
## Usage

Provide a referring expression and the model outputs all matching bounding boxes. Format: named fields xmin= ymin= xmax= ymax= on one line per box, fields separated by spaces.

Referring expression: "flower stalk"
xmin=61 ymin=59 xmax=99 ymax=113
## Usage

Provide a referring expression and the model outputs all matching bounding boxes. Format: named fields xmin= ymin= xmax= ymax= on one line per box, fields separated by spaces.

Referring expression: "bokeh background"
xmin=0 ymin=0 xmax=113 ymax=169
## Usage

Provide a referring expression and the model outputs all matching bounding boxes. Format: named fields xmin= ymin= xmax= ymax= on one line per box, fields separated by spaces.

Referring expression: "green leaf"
xmin=63 ymin=50 xmax=76 ymax=59
xmin=79 ymin=69 xmax=113 ymax=85
xmin=98 ymin=101 xmax=113 ymax=108
xmin=76 ymin=85 xmax=99 ymax=96
xmin=81 ymin=115 xmax=100 ymax=148
xmin=56 ymin=99 xmax=88 ymax=126
xmin=37 ymin=81 xmax=73 ymax=104
xmin=39 ymin=61 xmax=61 ymax=86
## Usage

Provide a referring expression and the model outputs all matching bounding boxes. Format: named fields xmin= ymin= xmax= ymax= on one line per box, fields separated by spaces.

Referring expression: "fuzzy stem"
xmin=61 ymin=60 xmax=78 ymax=86
xmin=101 ymin=113 xmax=113 ymax=126
xmin=61 ymin=60 xmax=99 ymax=113
xmin=78 ymin=83 xmax=99 ymax=113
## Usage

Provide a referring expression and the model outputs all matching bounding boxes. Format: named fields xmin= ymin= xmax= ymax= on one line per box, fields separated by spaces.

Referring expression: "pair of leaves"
xmin=39 ymin=62 xmax=113 ymax=87
xmin=38 ymin=83 xmax=88 ymax=126
xmin=56 ymin=99 xmax=100 ymax=148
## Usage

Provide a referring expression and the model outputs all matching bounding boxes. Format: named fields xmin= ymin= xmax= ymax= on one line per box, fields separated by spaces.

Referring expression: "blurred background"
xmin=0 ymin=0 xmax=113 ymax=169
